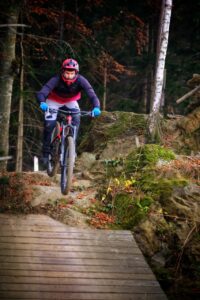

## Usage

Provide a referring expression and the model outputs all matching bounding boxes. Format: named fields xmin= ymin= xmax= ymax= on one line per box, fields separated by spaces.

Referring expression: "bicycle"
xmin=45 ymin=107 xmax=92 ymax=195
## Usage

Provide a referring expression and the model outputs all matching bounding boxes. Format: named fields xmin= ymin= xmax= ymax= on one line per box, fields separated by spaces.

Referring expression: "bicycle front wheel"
xmin=47 ymin=122 xmax=60 ymax=177
xmin=61 ymin=136 xmax=75 ymax=195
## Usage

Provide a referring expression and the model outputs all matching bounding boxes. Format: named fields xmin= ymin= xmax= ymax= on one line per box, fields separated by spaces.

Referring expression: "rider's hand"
xmin=92 ymin=107 xmax=101 ymax=117
xmin=40 ymin=102 xmax=48 ymax=111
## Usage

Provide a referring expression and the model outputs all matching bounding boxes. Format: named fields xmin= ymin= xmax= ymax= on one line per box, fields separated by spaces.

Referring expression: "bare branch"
xmin=176 ymin=85 xmax=200 ymax=104
xmin=0 ymin=24 xmax=31 ymax=28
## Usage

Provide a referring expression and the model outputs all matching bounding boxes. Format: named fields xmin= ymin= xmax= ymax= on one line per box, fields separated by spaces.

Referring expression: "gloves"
xmin=40 ymin=102 xmax=48 ymax=111
xmin=92 ymin=107 xmax=101 ymax=117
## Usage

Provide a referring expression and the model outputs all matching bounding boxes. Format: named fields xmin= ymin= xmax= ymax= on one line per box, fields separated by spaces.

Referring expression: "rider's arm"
xmin=78 ymin=75 xmax=100 ymax=108
xmin=36 ymin=75 xmax=60 ymax=103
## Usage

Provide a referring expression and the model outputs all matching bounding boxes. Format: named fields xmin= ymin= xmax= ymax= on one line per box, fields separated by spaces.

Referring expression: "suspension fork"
xmin=60 ymin=122 xmax=67 ymax=166
xmin=60 ymin=116 xmax=75 ymax=166
xmin=67 ymin=115 xmax=77 ymax=154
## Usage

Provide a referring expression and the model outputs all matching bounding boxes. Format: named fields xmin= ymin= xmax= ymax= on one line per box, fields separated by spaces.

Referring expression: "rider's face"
xmin=63 ymin=69 xmax=76 ymax=80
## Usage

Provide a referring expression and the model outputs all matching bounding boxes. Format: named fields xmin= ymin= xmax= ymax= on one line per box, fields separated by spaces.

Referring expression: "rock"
xmin=31 ymin=185 xmax=66 ymax=207
xmin=164 ymin=184 xmax=200 ymax=226
xmin=151 ymin=251 xmax=166 ymax=267
xmin=73 ymin=179 xmax=93 ymax=189
xmin=75 ymin=152 xmax=96 ymax=172
xmin=134 ymin=220 xmax=161 ymax=256
xmin=62 ymin=207 xmax=90 ymax=228
xmin=81 ymin=170 xmax=94 ymax=180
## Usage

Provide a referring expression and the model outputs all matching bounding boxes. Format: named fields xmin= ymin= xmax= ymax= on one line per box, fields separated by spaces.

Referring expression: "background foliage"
xmin=0 ymin=0 xmax=199 ymax=169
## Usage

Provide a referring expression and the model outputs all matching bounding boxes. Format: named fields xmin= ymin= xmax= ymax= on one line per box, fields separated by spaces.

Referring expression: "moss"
xmin=106 ymin=111 xmax=146 ymax=139
xmin=125 ymin=144 xmax=176 ymax=173
xmin=140 ymin=174 xmax=188 ymax=201
xmin=113 ymin=193 xmax=153 ymax=229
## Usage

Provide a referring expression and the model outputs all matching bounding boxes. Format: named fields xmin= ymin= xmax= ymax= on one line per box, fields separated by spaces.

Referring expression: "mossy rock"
xmin=105 ymin=111 xmax=147 ymax=139
xmin=140 ymin=174 xmax=188 ymax=201
xmin=114 ymin=193 xmax=153 ymax=229
xmin=78 ymin=111 xmax=147 ymax=153
xmin=125 ymin=144 xmax=176 ymax=172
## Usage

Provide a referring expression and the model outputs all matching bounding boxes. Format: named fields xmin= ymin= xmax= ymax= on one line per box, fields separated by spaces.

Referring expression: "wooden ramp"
xmin=0 ymin=214 xmax=168 ymax=300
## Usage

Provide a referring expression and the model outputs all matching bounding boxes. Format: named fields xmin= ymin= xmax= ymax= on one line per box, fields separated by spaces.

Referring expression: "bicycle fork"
xmin=60 ymin=116 xmax=76 ymax=167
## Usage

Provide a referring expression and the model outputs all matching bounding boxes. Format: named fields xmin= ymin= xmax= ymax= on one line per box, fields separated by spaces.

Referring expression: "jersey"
xmin=36 ymin=74 xmax=100 ymax=107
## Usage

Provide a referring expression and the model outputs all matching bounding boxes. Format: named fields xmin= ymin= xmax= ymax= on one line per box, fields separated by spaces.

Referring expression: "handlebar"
xmin=46 ymin=107 xmax=92 ymax=117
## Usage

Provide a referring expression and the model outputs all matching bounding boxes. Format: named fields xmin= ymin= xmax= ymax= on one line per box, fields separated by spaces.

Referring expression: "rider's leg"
xmin=42 ymin=120 xmax=57 ymax=157
xmin=42 ymin=99 xmax=59 ymax=162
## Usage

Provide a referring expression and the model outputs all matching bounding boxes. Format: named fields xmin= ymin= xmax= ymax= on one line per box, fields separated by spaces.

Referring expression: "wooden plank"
xmin=0 ymin=236 xmax=137 ymax=247
xmin=0 ymin=291 xmax=168 ymax=300
xmin=0 ymin=256 xmax=148 ymax=267
xmin=0 ymin=283 xmax=164 ymax=293
xmin=0 ymin=214 xmax=168 ymax=300
xmin=0 ymin=243 xmax=139 ymax=253
xmin=0 ymin=224 xmax=132 ymax=235
xmin=0 ymin=262 xmax=153 ymax=273
xmin=0 ymin=230 xmax=133 ymax=241
xmin=0 ymin=249 xmax=142 ymax=258
xmin=0 ymin=276 xmax=160 ymax=286
xmin=0 ymin=269 xmax=156 ymax=280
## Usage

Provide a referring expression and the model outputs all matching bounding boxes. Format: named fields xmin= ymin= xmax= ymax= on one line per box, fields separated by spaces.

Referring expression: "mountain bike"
xmin=46 ymin=108 xmax=92 ymax=195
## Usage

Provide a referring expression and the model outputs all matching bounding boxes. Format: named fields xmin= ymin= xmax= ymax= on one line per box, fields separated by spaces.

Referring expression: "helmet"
xmin=62 ymin=58 xmax=79 ymax=73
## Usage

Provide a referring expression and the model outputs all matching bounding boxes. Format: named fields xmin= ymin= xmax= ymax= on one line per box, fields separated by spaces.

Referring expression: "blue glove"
xmin=40 ymin=102 xmax=48 ymax=111
xmin=92 ymin=107 xmax=101 ymax=117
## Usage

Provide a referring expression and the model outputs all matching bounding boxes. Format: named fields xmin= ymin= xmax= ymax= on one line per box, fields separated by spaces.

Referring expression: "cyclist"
xmin=36 ymin=58 xmax=101 ymax=164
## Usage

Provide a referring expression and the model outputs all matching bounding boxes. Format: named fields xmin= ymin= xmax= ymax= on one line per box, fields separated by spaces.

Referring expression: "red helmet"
xmin=62 ymin=58 xmax=79 ymax=72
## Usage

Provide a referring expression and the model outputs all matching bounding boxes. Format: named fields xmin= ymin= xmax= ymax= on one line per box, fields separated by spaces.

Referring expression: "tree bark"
xmin=148 ymin=0 xmax=173 ymax=141
xmin=103 ymin=66 xmax=107 ymax=111
xmin=59 ymin=1 xmax=65 ymax=41
xmin=0 ymin=4 xmax=20 ymax=171
xmin=16 ymin=27 xmax=24 ymax=172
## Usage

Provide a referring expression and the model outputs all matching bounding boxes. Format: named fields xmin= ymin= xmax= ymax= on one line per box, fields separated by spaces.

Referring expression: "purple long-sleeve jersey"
xmin=36 ymin=74 xmax=100 ymax=107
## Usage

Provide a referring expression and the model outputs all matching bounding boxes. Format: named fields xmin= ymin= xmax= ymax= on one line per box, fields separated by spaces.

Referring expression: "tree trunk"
xmin=103 ymin=66 xmax=107 ymax=111
xmin=148 ymin=0 xmax=173 ymax=141
xmin=16 ymin=28 xmax=24 ymax=172
xmin=0 ymin=5 xmax=20 ymax=171
xmin=142 ymin=75 xmax=148 ymax=113
xmin=59 ymin=1 xmax=65 ymax=41
xmin=142 ymin=24 xmax=149 ymax=114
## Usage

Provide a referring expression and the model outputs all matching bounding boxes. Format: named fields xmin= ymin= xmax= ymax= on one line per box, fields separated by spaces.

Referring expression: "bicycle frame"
xmin=47 ymin=108 xmax=91 ymax=166
xmin=46 ymin=107 xmax=92 ymax=194
xmin=48 ymin=111 xmax=75 ymax=166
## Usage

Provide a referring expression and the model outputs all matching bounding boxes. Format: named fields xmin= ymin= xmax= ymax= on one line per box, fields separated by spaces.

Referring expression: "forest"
xmin=0 ymin=1 xmax=200 ymax=299
xmin=0 ymin=0 xmax=199 ymax=170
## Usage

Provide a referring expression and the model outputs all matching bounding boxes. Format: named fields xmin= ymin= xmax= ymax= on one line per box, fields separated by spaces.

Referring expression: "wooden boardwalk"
xmin=0 ymin=214 xmax=168 ymax=300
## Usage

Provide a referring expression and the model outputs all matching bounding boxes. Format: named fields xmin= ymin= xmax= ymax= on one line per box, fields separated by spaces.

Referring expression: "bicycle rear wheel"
xmin=47 ymin=122 xmax=60 ymax=177
xmin=61 ymin=136 xmax=75 ymax=195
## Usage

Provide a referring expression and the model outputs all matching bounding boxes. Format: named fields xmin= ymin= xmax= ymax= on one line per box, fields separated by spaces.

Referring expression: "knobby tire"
xmin=47 ymin=122 xmax=60 ymax=177
xmin=61 ymin=136 xmax=75 ymax=195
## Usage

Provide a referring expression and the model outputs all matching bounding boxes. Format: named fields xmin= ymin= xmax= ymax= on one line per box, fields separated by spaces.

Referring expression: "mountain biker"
xmin=36 ymin=58 xmax=101 ymax=164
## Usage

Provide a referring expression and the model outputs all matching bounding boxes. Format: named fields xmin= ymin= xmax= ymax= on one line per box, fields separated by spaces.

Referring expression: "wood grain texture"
xmin=0 ymin=214 xmax=168 ymax=300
